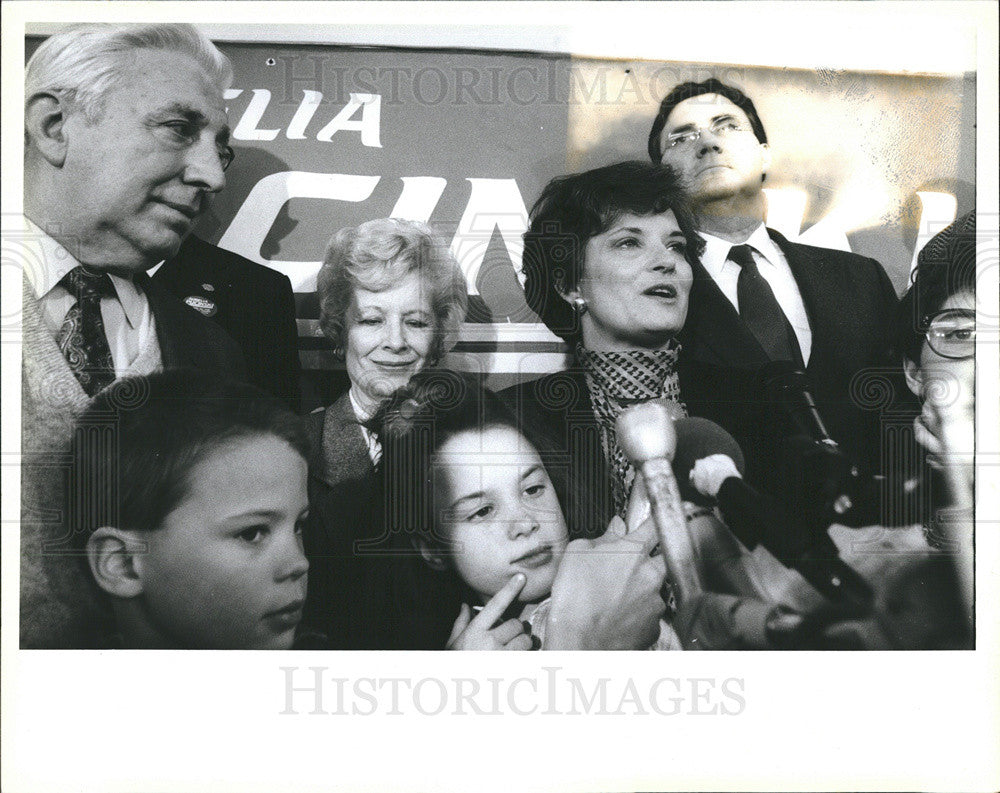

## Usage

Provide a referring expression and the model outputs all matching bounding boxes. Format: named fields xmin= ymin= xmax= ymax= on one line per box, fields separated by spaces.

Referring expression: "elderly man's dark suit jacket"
xmin=154 ymin=234 xmax=302 ymax=412
xmin=677 ymin=229 xmax=898 ymax=488
xmin=21 ymin=273 xmax=246 ymax=648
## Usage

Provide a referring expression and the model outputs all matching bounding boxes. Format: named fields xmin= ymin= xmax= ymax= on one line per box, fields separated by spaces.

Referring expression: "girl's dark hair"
xmin=67 ymin=370 xmax=308 ymax=550
xmin=521 ymin=160 xmax=704 ymax=342
xmin=893 ymin=210 xmax=977 ymax=365
xmin=375 ymin=369 xmax=581 ymax=550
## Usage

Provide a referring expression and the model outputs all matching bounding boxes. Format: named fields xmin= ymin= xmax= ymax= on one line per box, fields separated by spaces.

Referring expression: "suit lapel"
xmin=141 ymin=273 xmax=184 ymax=368
xmin=768 ymin=230 xmax=842 ymax=377
xmin=317 ymin=393 xmax=374 ymax=488
xmin=141 ymin=272 xmax=215 ymax=370
xmin=679 ymin=258 xmax=769 ymax=367
xmin=770 ymin=230 xmax=821 ymax=328
xmin=562 ymin=368 xmax=614 ymax=528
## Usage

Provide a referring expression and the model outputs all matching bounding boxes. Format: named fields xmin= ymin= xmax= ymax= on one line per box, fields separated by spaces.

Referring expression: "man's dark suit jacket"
xmin=142 ymin=272 xmax=249 ymax=374
xmin=677 ymin=229 xmax=898 ymax=488
xmin=154 ymin=234 xmax=302 ymax=411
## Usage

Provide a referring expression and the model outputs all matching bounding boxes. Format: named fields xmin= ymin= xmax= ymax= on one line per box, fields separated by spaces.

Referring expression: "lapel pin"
xmin=184 ymin=295 xmax=218 ymax=317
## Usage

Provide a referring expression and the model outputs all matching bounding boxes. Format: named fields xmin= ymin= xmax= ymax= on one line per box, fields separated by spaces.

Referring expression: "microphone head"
xmin=672 ymin=417 xmax=746 ymax=504
xmin=616 ymin=400 xmax=678 ymax=463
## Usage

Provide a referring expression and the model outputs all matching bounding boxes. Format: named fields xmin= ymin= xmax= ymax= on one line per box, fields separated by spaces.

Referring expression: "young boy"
xmin=69 ymin=370 xmax=310 ymax=649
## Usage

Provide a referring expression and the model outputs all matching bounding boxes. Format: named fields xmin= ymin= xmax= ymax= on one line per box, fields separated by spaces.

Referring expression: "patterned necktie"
xmin=729 ymin=244 xmax=803 ymax=366
xmin=56 ymin=266 xmax=117 ymax=396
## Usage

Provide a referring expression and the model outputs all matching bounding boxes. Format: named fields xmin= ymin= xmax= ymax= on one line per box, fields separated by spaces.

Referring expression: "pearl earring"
xmin=572 ymin=297 xmax=588 ymax=315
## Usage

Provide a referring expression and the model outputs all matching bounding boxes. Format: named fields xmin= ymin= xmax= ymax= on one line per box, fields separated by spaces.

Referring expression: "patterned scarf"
xmin=577 ymin=343 xmax=687 ymax=517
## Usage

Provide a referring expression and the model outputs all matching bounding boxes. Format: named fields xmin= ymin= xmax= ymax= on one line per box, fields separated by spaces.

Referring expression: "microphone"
xmin=761 ymin=361 xmax=837 ymax=446
xmin=673 ymin=417 xmax=746 ymax=505
xmin=761 ymin=361 xmax=891 ymax=528
xmin=672 ymin=417 xmax=874 ymax=613
xmin=616 ymin=402 xmax=704 ymax=605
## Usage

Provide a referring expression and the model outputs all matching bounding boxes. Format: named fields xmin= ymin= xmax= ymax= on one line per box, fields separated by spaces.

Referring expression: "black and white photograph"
xmin=3 ymin=1 xmax=998 ymax=791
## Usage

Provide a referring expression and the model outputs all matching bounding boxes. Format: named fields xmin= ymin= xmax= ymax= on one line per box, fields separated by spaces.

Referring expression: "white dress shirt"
xmin=22 ymin=217 xmax=158 ymax=377
xmin=697 ymin=225 xmax=812 ymax=364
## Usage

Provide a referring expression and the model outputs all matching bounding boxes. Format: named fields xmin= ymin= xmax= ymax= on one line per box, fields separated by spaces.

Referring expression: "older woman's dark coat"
xmin=302 ymin=391 xmax=460 ymax=649
xmin=301 ymin=392 xmax=388 ymax=648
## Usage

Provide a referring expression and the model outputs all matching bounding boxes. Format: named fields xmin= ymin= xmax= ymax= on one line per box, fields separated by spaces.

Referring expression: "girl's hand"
xmin=915 ymin=397 xmax=974 ymax=471
xmin=446 ymin=573 xmax=533 ymax=651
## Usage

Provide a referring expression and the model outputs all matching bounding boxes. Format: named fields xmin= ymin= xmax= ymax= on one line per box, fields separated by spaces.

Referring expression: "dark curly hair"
xmin=520 ymin=160 xmax=704 ymax=343
xmin=648 ymin=77 xmax=767 ymax=163
xmin=894 ymin=210 xmax=977 ymax=365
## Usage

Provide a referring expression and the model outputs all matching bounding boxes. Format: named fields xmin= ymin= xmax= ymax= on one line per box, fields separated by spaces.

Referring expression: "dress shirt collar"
xmin=22 ymin=215 xmax=145 ymax=329
xmin=698 ymin=224 xmax=782 ymax=276
xmin=23 ymin=215 xmax=81 ymax=297
xmin=348 ymin=386 xmax=376 ymax=424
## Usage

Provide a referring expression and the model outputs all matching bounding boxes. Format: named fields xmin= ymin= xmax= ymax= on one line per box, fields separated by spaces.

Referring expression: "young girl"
xmin=377 ymin=369 xmax=680 ymax=650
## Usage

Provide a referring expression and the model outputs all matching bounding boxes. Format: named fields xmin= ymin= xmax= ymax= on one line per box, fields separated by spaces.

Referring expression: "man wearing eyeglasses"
xmin=22 ymin=24 xmax=246 ymax=647
xmin=648 ymin=78 xmax=898 ymax=488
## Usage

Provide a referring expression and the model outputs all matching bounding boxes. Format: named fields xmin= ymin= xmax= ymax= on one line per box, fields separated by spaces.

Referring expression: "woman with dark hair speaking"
xmin=503 ymin=161 xmax=705 ymax=530
xmin=500 ymin=161 xmax=791 ymax=648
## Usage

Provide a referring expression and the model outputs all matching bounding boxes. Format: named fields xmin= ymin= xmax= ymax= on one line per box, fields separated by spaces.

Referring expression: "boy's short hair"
xmin=894 ymin=210 xmax=977 ymax=365
xmin=67 ymin=370 xmax=307 ymax=550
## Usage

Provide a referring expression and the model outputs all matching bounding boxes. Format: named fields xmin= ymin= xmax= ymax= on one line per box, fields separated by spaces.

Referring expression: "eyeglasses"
xmin=922 ymin=308 xmax=976 ymax=359
xmin=218 ymin=144 xmax=235 ymax=172
xmin=664 ymin=116 xmax=750 ymax=150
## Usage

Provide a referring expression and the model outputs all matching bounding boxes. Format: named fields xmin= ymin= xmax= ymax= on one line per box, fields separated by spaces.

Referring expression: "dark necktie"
xmin=729 ymin=244 xmax=803 ymax=366
xmin=56 ymin=266 xmax=117 ymax=396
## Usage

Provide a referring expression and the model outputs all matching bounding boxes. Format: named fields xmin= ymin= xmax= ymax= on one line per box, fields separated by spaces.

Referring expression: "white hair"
xmin=26 ymin=23 xmax=233 ymax=121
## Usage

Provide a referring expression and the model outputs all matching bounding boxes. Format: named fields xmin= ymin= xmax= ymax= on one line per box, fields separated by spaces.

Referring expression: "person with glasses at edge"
xmin=813 ymin=210 xmax=978 ymax=649
xmin=648 ymin=79 xmax=899 ymax=494
xmin=686 ymin=211 xmax=977 ymax=649
xmin=893 ymin=211 xmax=976 ymax=637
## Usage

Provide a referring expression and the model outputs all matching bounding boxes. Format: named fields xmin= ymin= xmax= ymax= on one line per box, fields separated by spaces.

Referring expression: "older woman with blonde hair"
xmin=303 ymin=217 xmax=467 ymax=648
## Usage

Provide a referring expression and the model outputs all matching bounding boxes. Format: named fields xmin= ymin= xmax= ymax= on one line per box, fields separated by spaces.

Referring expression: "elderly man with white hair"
xmin=21 ymin=24 xmax=246 ymax=647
